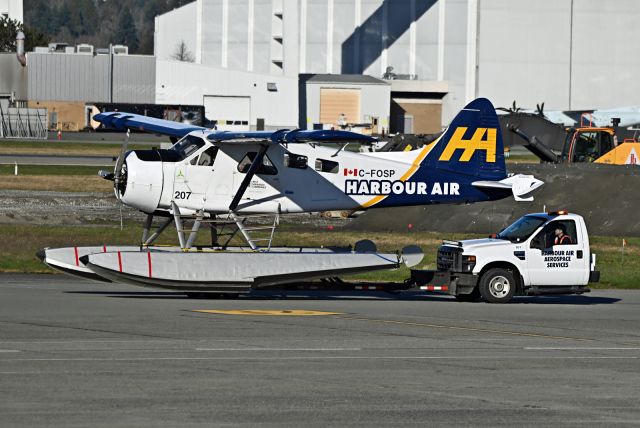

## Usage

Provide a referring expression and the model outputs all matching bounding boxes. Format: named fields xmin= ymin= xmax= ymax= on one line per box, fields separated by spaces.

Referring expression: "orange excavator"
xmin=504 ymin=113 xmax=639 ymax=165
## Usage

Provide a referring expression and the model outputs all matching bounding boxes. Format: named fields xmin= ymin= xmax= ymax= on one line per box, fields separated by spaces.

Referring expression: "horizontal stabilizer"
xmin=472 ymin=174 xmax=544 ymax=201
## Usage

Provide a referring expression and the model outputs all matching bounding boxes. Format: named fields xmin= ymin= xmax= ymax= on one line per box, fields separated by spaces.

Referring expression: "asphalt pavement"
xmin=1 ymin=274 xmax=639 ymax=427
xmin=0 ymin=154 xmax=115 ymax=166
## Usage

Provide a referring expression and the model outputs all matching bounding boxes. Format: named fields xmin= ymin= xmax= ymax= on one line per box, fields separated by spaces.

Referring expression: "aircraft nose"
xmin=117 ymin=151 xmax=164 ymax=213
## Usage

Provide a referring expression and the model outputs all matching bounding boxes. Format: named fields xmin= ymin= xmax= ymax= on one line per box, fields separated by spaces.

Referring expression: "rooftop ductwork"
xmin=16 ymin=31 xmax=26 ymax=66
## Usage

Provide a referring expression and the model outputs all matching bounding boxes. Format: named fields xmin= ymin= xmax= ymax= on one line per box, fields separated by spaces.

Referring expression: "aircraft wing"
xmin=94 ymin=111 xmax=378 ymax=144
xmin=207 ymin=129 xmax=377 ymax=144
xmin=94 ymin=112 xmax=207 ymax=138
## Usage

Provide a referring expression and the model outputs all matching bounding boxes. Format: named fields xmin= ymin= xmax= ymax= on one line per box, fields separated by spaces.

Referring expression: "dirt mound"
xmin=352 ymin=163 xmax=640 ymax=236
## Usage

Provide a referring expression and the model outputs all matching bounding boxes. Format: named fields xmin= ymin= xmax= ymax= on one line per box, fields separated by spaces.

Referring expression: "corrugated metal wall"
xmin=27 ymin=53 xmax=155 ymax=104
xmin=0 ymin=54 xmax=27 ymax=99
xmin=112 ymin=55 xmax=156 ymax=103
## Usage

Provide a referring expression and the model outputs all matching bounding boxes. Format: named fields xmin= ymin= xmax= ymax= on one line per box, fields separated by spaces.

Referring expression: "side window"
xmin=533 ymin=220 xmax=578 ymax=248
xmin=237 ymin=152 xmax=278 ymax=175
xmin=315 ymin=158 xmax=339 ymax=173
xmin=599 ymin=133 xmax=614 ymax=156
xmin=198 ymin=146 xmax=219 ymax=166
xmin=284 ymin=153 xmax=308 ymax=169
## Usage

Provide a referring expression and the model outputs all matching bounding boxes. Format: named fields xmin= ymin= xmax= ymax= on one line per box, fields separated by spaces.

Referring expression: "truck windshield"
xmin=170 ymin=135 xmax=205 ymax=160
xmin=496 ymin=215 xmax=547 ymax=242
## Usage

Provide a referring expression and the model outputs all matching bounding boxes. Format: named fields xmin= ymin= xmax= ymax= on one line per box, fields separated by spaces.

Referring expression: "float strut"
xmin=171 ymin=202 xmax=187 ymax=249
xmin=141 ymin=213 xmax=153 ymax=243
xmin=143 ymin=217 xmax=174 ymax=246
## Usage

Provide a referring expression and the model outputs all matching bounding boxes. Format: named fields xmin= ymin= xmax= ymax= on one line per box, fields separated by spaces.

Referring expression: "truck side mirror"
xmin=530 ymin=238 xmax=543 ymax=250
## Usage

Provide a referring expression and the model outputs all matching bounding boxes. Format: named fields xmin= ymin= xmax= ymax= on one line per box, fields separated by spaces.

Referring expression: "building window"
xmin=315 ymin=158 xmax=339 ymax=173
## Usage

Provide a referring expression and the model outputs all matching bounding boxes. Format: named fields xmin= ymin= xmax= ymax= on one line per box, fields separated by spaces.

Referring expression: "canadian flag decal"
xmin=344 ymin=168 xmax=358 ymax=176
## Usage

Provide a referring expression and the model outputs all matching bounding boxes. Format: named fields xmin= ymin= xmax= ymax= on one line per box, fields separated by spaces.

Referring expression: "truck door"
xmin=527 ymin=219 xmax=587 ymax=286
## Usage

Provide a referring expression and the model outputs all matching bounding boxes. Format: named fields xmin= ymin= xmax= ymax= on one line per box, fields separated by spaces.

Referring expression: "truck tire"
xmin=479 ymin=268 xmax=516 ymax=303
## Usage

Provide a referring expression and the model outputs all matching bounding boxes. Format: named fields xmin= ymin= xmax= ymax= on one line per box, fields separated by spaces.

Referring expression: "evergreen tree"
xmin=0 ymin=15 xmax=49 ymax=52
xmin=114 ymin=6 xmax=139 ymax=51
xmin=23 ymin=0 xmax=185 ymax=54
xmin=0 ymin=16 xmax=22 ymax=52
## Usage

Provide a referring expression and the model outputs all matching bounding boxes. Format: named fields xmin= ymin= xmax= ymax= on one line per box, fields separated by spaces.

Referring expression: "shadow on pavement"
xmin=510 ymin=295 xmax=621 ymax=305
xmin=65 ymin=290 xmax=621 ymax=304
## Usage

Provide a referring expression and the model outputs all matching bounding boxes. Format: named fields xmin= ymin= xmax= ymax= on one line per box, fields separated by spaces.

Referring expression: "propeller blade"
xmin=98 ymin=170 xmax=114 ymax=181
xmin=113 ymin=129 xmax=130 ymax=199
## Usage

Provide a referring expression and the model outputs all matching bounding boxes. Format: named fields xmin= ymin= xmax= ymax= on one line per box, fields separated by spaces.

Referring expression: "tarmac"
xmin=1 ymin=274 xmax=640 ymax=426
xmin=0 ymin=153 xmax=115 ymax=166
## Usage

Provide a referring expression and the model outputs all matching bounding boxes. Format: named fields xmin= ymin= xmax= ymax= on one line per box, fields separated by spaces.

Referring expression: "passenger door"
xmin=526 ymin=220 xmax=587 ymax=286
xmin=176 ymin=146 xmax=218 ymax=210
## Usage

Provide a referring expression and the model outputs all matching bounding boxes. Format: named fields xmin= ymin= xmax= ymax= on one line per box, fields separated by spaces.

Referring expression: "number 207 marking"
xmin=174 ymin=191 xmax=192 ymax=200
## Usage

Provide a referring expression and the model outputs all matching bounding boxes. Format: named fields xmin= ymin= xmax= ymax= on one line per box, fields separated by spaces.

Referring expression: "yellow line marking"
xmin=336 ymin=316 xmax=594 ymax=341
xmin=193 ymin=310 xmax=343 ymax=316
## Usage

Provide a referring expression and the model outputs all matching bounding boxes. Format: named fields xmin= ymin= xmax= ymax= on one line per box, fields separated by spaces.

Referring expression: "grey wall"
xmin=27 ymin=53 xmax=110 ymax=102
xmin=570 ymin=0 xmax=640 ymax=110
xmin=27 ymin=53 xmax=155 ymax=103
xmin=477 ymin=0 xmax=640 ymax=112
xmin=0 ymin=54 xmax=27 ymax=100
xmin=156 ymin=59 xmax=298 ymax=128
xmin=200 ymin=0 xmax=223 ymax=67
xmin=477 ymin=0 xmax=572 ymax=111
xmin=154 ymin=1 xmax=198 ymax=62
xmin=112 ymin=56 xmax=156 ymax=104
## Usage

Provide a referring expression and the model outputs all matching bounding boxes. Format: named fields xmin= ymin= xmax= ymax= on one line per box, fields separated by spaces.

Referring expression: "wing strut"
xmin=228 ymin=144 xmax=269 ymax=212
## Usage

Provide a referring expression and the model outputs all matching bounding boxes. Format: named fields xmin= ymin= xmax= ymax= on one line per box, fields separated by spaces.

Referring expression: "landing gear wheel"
xmin=455 ymin=287 xmax=481 ymax=302
xmin=479 ymin=268 xmax=516 ymax=303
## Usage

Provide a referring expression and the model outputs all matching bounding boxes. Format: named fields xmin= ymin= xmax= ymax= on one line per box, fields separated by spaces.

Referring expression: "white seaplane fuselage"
xmin=122 ymin=131 xmax=452 ymax=216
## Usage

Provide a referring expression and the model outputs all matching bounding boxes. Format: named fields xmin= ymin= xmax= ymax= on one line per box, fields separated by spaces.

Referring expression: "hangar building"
xmin=155 ymin=0 xmax=640 ymax=132
xmin=3 ymin=0 xmax=640 ymax=135
xmin=0 ymin=0 xmax=22 ymax=21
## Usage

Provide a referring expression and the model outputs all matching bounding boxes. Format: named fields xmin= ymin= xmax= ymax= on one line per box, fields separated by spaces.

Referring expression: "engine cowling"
xmin=117 ymin=151 xmax=163 ymax=213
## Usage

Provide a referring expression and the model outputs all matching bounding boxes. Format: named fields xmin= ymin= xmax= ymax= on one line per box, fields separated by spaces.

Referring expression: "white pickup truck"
xmin=411 ymin=211 xmax=600 ymax=303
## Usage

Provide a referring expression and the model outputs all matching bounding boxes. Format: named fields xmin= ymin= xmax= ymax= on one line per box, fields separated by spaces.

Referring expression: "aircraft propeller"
xmin=98 ymin=129 xmax=129 ymax=201
xmin=496 ymin=100 xmax=522 ymax=114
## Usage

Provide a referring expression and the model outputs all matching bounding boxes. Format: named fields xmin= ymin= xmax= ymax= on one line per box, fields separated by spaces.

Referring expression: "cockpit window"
xmin=170 ymin=135 xmax=205 ymax=161
xmin=197 ymin=147 xmax=218 ymax=166
xmin=496 ymin=215 xmax=547 ymax=243
xmin=237 ymin=152 xmax=278 ymax=175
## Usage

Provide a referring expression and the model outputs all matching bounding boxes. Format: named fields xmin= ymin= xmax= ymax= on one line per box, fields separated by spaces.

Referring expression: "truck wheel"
xmin=479 ymin=268 xmax=516 ymax=303
xmin=455 ymin=287 xmax=480 ymax=302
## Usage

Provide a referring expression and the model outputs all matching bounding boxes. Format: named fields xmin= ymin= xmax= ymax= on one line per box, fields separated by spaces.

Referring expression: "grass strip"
xmin=0 ymin=223 xmax=637 ymax=288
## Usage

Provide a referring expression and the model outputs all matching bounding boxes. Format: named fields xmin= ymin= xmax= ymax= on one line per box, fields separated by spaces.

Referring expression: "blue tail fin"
xmin=423 ymin=98 xmax=506 ymax=180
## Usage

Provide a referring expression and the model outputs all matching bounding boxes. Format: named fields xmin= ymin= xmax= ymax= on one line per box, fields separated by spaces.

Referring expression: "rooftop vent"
xmin=76 ymin=44 xmax=94 ymax=55
xmin=111 ymin=45 xmax=128 ymax=55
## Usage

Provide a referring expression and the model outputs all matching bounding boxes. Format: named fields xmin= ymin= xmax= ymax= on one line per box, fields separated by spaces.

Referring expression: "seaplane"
xmin=39 ymin=98 xmax=543 ymax=297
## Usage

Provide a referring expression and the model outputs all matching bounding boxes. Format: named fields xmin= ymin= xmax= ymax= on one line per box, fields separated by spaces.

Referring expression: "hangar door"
xmin=320 ymin=88 xmax=360 ymax=127
xmin=203 ymin=95 xmax=251 ymax=131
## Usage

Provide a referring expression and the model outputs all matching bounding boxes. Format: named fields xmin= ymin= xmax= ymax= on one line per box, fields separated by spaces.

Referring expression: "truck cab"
xmin=414 ymin=211 xmax=600 ymax=303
